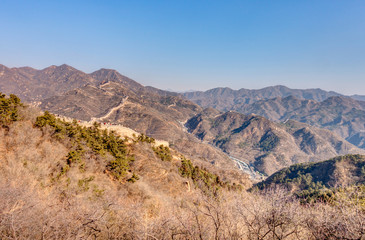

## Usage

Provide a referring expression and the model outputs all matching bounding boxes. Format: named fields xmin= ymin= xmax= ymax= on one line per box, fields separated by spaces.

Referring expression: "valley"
xmin=2 ymin=64 xmax=364 ymax=177
xmin=2 ymin=1 xmax=365 ymax=238
xmin=1 ymin=64 xmax=365 ymax=239
xmin=185 ymin=87 xmax=365 ymax=150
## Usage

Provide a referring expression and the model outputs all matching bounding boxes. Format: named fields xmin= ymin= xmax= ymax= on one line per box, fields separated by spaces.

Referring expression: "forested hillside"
xmin=256 ymin=154 xmax=365 ymax=204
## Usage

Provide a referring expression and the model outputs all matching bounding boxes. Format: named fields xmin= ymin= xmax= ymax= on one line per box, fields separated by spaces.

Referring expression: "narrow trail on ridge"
xmin=91 ymin=96 xmax=129 ymax=122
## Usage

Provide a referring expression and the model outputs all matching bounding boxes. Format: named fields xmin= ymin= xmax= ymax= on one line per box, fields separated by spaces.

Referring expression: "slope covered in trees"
xmin=256 ymin=154 xmax=365 ymax=203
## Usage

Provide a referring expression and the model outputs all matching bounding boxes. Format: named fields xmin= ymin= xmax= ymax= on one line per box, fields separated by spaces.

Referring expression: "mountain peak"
xmin=91 ymin=68 xmax=124 ymax=78
xmin=271 ymin=85 xmax=290 ymax=90
xmin=0 ymin=64 xmax=9 ymax=72
xmin=59 ymin=63 xmax=73 ymax=69
xmin=90 ymin=68 xmax=144 ymax=92
xmin=98 ymin=68 xmax=118 ymax=72
xmin=41 ymin=64 xmax=78 ymax=73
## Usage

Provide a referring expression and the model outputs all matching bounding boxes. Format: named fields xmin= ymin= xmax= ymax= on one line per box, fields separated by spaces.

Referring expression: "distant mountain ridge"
xmin=184 ymin=86 xmax=365 ymax=149
xmin=186 ymin=109 xmax=364 ymax=175
xmin=223 ymin=95 xmax=365 ymax=149
xmin=183 ymin=85 xmax=347 ymax=111
xmin=0 ymin=64 xmax=159 ymax=102
xmin=351 ymin=95 xmax=365 ymax=102
xmin=2 ymin=63 xmax=365 ymax=177
xmin=0 ymin=64 xmax=101 ymax=101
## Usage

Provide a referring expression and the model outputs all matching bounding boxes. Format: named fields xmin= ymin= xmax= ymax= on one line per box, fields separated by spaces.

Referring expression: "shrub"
xmin=179 ymin=157 xmax=242 ymax=194
xmin=106 ymin=155 xmax=135 ymax=180
xmin=136 ymin=133 xmax=155 ymax=144
xmin=34 ymin=112 xmax=136 ymax=182
xmin=0 ymin=93 xmax=22 ymax=127
xmin=78 ymin=176 xmax=95 ymax=192
xmin=127 ymin=173 xmax=140 ymax=183
xmin=152 ymin=145 xmax=172 ymax=161
xmin=259 ymin=131 xmax=279 ymax=152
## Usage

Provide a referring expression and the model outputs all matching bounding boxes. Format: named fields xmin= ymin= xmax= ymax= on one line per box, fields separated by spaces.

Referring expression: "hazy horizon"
xmin=1 ymin=1 xmax=364 ymax=95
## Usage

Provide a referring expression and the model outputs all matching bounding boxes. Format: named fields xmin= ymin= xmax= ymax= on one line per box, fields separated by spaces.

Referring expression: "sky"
xmin=0 ymin=0 xmax=364 ymax=95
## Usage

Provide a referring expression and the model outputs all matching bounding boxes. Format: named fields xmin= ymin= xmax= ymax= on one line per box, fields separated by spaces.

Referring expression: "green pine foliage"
xmin=255 ymin=154 xmax=365 ymax=203
xmin=152 ymin=145 xmax=172 ymax=161
xmin=0 ymin=93 xmax=22 ymax=127
xmin=179 ymin=157 xmax=242 ymax=195
xmin=259 ymin=131 xmax=279 ymax=152
xmin=127 ymin=173 xmax=140 ymax=183
xmin=34 ymin=111 xmax=135 ymax=181
xmin=78 ymin=176 xmax=95 ymax=192
xmin=295 ymin=188 xmax=335 ymax=204
xmin=136 ymin=133 xmax=155 ymax=144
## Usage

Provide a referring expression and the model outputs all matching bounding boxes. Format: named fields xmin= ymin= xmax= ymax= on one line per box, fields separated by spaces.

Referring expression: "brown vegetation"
xmin=1 ymin=182 xmax=365 ymax=239
xmin=186 ymin=109 xmax=364 ymax=175
xmin=1 ymin=94 xmax=365 ymax=239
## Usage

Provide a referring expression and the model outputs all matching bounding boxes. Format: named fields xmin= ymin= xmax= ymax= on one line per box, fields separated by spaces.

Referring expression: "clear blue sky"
xmin=1 ymin=0 xmax=364 ymax=94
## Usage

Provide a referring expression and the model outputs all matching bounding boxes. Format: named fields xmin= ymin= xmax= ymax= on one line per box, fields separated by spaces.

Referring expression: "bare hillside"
xmin=186 ymin=109 xmax=365 ymax=175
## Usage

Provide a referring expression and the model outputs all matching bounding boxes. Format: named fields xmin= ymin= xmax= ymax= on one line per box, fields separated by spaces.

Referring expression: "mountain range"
xmin=186 ymin=108 xmax=363 ymax=175
xmin=2 ymin=63 xmax=365 ymax=238
xmin=184 ymin=86 xmax=365 ymax=150
xmin=1 ymin=63 xmax=364 ymax=177
xmin=183 ymin=85 xmax=365 ymax=110
xmin=2 ymin=90 xmax=364 ymax=239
